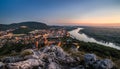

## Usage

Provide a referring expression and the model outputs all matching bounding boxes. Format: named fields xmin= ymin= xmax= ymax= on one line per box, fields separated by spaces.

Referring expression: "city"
xmin=0 ymin=26 xmax=69 ymax=48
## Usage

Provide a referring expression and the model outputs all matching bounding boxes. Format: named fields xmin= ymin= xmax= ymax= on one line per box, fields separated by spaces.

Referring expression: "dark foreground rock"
xmin=0 ymin=46 xmax=116 ymax=69
xmin=84 ymin=54 xmax=115 ymax=69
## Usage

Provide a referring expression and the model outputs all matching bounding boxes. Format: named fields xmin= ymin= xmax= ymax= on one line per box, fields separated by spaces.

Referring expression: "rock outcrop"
xmin=0 ymin=45 xmax=115 ymax=69
xmin=84 ymin=54 xmax=114 ymax=69
xmin=84 ymin=54 xmax=97 ymax=66
xmin=0 ymin=62 xmax=5 ymax=69
xmin=93 ymin=59 xmax=114 ymax=69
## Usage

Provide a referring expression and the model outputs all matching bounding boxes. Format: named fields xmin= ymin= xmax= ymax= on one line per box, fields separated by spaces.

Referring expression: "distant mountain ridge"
xmin=0 ymin=21 xmax=49 ymax=31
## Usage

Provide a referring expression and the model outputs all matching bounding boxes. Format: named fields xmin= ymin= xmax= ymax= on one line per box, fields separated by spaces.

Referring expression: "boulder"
xmin=93 ymin=59 xmax=114 ymax=69
xmin=7 ymin=59 xmax=43 ymax=69
xmin=84 ymin=54 xmax=97 ymax=66
xmin=48 ymin=62 xmax=61 ymax=69
xmin=0 ymin=62 xmax=5 ymax=69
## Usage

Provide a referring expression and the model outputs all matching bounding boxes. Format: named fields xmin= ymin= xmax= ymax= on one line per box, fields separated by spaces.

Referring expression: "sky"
xmin=0 ymin=0 xmax=120 ymax=26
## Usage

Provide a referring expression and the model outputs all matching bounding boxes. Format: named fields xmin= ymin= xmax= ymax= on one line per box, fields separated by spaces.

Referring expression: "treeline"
xmin=80 ymin=27 xmax=120 ymax=46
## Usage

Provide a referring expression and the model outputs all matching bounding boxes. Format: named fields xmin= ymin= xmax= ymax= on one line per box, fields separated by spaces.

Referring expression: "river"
xmin=69 ymin=28 xmax=120 ymax=50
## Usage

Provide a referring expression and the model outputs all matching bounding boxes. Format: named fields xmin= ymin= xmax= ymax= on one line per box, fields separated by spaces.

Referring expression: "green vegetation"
xmin=79 ymin=41 xmax=120 ymax=59
xmin=61 ymin=36 xmax=120 ymax=60
xmin=21 ymin=49 xmax=33 ymax=56
xmin=13 ymin=28 xmax=33 ymax=34
xmin=80 ymin=27 xmax=120 ymax=45
xmin=0 ymin=43 xmax=32 ymax=57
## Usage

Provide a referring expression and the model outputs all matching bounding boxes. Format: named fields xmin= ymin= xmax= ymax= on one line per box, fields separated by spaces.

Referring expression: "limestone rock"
xmin=48 ymin=62 xmax=61 ymax=69
xmin=84 ymin=54 xmax=97 ymax=66
xmin=2 ymin=46 xmax=115 ymax=69
xmin=0 ymin=62 xmax=5 ymax=69
xmin=93 ymin=59 xmax=114 ymax=69
xmin=7 ymin=59 xmax=43 ymax=69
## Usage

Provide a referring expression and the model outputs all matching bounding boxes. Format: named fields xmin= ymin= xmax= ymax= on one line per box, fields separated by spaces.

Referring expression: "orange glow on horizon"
xmin=52 ymin=15 xmax=120 ymax=26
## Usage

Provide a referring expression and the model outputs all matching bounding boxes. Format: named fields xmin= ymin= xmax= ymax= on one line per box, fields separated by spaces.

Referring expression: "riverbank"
xmin=69 ymin=28 xmax=120 ymax=50
xmin=80 ymin=27 xmax=120 ymax=46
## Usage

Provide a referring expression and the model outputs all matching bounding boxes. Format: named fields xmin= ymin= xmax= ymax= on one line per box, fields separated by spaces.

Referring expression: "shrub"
xmin=21 ymin=49 xmax=33 ymax=56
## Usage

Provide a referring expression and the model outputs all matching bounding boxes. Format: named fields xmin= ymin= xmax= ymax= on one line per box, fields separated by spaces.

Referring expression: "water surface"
xmin=69 ymin=28 xmax=120 ymax=50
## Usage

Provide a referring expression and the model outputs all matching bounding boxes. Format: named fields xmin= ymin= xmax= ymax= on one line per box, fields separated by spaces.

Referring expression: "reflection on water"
xmin=69 ymin=28 xmax=120 ymax=50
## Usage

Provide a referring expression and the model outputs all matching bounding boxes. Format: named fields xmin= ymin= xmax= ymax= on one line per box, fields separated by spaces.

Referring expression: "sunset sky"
xmin=0 ymin=0 xmax=120 ymax=26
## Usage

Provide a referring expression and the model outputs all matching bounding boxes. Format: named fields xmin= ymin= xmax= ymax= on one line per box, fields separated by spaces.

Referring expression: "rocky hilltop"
xmin=0 ymin=46 xmax=115 ymax=69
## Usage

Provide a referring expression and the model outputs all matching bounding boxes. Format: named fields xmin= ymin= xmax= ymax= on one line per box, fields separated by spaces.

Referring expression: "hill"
xmin=0 ymin=24 xmax=9 ymax=31
xmin=0 ymin=21 xmax=49 ymax=31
